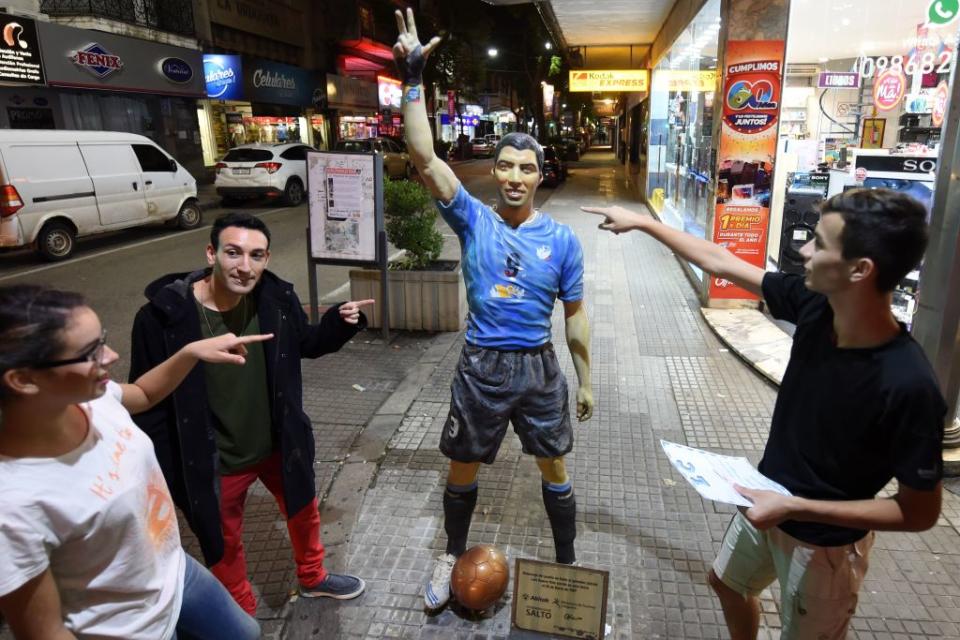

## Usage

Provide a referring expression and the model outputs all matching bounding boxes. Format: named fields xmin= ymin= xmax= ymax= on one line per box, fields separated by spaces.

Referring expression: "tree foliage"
xmin=383 ymin=179 xmax=443 ymax=270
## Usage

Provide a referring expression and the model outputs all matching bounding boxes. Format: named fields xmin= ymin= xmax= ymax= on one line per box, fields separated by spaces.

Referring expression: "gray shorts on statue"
xmin=440 ymin=343 xmax=572 ymax=464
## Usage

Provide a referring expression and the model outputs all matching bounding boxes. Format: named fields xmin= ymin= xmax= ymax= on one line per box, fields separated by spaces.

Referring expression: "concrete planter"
xmin=349 ymin=261 xmax=466 ymax=331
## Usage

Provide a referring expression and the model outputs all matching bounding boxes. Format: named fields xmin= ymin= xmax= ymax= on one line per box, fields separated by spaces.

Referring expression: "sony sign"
xmin=902 ymin=158 xmax=937 ymax=173
xmin=856 ymin=155 xmax=937 ymax=175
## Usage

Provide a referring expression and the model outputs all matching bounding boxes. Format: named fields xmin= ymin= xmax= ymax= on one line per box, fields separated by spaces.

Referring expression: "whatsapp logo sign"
xmin=929 ymin=0 xmax=960 ymax=25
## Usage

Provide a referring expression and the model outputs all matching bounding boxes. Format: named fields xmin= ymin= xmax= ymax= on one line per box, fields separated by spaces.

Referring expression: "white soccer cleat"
xmin=424 ymin=553 xmax=458 ymax=610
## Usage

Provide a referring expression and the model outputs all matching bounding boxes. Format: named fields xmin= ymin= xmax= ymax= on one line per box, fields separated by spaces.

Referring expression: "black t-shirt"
xmin=759 ymin=272 xmax=946 ymax=546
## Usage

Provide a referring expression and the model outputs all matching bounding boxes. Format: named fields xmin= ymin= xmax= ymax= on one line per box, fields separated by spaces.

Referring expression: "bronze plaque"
xmin=511 ymin=558 xmax=609 ymax=639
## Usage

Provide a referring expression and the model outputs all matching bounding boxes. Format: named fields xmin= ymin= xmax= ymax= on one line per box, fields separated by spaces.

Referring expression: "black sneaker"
xmin=299 ymin=573 xmax=366 ymax=600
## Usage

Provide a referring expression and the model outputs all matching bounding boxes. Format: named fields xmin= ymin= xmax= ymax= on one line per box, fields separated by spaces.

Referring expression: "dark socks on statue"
xmin=443 ymin=484 xmax=478 ymax=557
xmin=542 ymin=483 xmax=577 ymax=564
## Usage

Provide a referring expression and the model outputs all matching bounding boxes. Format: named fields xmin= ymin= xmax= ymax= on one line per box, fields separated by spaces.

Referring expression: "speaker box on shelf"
xmin=779 ymin=191 xmax=823 ymax=275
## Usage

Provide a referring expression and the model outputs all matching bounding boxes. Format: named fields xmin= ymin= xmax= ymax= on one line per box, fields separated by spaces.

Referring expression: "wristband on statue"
xmin=403 ymin=84 xmax=422 ymax=104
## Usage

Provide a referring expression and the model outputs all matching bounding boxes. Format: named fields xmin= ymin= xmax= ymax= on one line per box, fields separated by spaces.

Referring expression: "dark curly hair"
xmin=210 ymin=212 xmax=271 ymax=250
xmin=0 ymin=285 xmax=87 ymax=399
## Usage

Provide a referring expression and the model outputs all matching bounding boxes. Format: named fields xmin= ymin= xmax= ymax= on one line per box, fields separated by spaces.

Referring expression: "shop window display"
xmin=646 ymin=0 xmax=721 ymax=258
xmin=238 ymin=116 xmax=306 ymax=145
xmin=771 ymin=0 xmax=958 ymax=327
xmin=339 ymin=116 xmax=379 ymax=140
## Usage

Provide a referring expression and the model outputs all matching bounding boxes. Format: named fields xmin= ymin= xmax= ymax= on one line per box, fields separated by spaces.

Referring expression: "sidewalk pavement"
xmin=276 ymin=151 xmax=960 ymax=639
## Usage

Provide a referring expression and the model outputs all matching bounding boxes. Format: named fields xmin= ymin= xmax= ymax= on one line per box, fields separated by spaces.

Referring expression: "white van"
xmin=0 ymin=130 xmax=200 ymax=261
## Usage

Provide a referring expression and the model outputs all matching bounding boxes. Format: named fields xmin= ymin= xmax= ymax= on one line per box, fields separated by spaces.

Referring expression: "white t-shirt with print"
xmin=0 ymin=381 xmax=185 ymax=640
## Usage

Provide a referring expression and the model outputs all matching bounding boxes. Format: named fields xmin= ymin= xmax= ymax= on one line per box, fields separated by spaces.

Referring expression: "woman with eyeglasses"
xmin=0 ymin=285 xmax=268 ymax=640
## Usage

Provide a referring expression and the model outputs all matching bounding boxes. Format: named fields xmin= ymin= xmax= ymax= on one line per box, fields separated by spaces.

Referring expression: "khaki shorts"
xmin=713 ymin=512 xmax=874 ymax=640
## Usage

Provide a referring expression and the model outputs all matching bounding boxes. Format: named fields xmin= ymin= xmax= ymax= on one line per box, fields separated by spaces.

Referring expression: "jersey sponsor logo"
xmin=537 ymin=245 xmax=552 ymax=260
xmin=491 ymin=284 xmax=525 ymax=299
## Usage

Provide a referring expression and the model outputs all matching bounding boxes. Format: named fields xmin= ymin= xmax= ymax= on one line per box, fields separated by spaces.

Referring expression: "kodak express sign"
xmin=569 ymin=69 xmax=649 ymax=92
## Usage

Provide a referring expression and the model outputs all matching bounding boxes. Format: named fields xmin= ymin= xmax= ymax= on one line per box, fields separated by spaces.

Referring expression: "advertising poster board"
xmin=0 ymin=13 xmax=45 ymax=85
xmin=378 ymin=75 xmax=402 ymax=110
xmin=306 ymin=151 xmax=381 ymax=264
xmin=710 ymin=40 xmax=786 ymax=300
xmin=305 ymin=150 xmax=387 ymax=336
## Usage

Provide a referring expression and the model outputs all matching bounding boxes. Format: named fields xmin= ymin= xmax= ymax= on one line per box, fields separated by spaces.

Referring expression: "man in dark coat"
xmin=130 ymin=212 xmax=373 ymax=615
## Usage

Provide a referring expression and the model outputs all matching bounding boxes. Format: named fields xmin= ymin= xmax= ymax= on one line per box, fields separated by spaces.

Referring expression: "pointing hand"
xmin=188 ymin=333 xmax=274 ymax=366
xmin=340 ymin=299 xmax=375 ymax=325
xmin=581 ymin=205 xmax=646 ymax=235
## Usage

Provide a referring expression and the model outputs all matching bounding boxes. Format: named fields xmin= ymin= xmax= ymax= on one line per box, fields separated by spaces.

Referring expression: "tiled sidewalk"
xmin=287 ymin=153 xmax=960 ymax=639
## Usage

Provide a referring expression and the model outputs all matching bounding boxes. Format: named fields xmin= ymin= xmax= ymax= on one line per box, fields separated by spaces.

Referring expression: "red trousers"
xmin=210 ymin=452 xmax=327 ymax=614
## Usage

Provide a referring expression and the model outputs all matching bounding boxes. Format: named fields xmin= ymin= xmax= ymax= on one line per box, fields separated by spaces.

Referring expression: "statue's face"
xmin=492 ymin=146 xmax=542 ymax=211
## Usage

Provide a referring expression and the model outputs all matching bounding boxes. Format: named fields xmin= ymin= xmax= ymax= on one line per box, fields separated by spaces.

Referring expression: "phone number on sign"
xmin=857 ymin=51 xmax=955 ymax=78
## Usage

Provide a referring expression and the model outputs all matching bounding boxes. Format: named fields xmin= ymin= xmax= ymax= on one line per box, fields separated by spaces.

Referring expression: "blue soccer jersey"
xmin=437 ymin=184 xmax=584 ymax=350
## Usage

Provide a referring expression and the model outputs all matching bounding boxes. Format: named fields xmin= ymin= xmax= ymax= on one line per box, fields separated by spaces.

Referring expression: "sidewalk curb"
xmin=282 ymin=330 xmax=462 ymax=636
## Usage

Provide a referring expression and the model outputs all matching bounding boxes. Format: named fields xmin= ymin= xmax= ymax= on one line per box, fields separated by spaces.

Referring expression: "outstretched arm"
xmin=123 ymin=333 xmax=273 ymax=415
xmin=582 ymin=205 xmax=764 ymax=296
xmin=563 ymin=300 xmax=593 ymax=422
xmin=394 ymin=8 xmax=459 ymax=203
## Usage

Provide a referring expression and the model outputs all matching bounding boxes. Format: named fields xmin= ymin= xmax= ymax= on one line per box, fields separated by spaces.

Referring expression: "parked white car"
xmin=215 ymin=142 xmax=311 ymax=206
xmin=0 ymin=129 xmax=199 ymax=261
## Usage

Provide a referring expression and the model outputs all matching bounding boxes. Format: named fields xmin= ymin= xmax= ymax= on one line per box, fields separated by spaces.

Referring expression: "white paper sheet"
xmin=660 ymin=440 xmax=792 ymax=507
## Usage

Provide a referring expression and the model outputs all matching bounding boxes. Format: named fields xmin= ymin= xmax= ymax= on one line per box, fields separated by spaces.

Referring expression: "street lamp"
xmin=487 ymin=47 xmax=498 ymax=58
xmin=545 ymin=42 xmax=552 ymax=50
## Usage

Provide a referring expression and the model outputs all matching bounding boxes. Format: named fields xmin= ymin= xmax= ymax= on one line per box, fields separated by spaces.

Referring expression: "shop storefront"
xmin=326 ymin=73 xmax=378 ymax=142
xmin=769 ymin=0 xmax=958 ymax=325
xmin=0 ymin=15 xmax=207 ymax=178
xmin=646 ymin=0 xmax=722 ymax=280
xmin=199 ymin=55 xmax=324 ymax=167
xmin=486 ymin=110 xmax=517 ymax=137
xmin=640 ymin=0 xmax=958 ymax=315
xmin=440 ymin=113 xmax=481 ymax=143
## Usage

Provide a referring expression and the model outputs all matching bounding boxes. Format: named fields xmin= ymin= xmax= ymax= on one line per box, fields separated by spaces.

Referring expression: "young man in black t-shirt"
xmin=584 ymin=189 xmax=945 ymax=639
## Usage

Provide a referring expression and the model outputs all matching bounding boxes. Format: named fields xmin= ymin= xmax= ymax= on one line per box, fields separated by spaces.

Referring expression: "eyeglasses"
xmin=33 ymin=330 xmax=108 ymax=369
